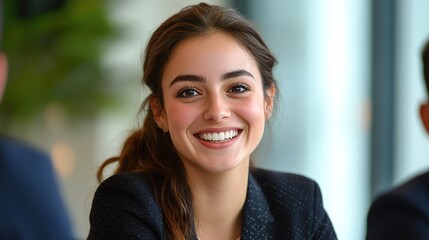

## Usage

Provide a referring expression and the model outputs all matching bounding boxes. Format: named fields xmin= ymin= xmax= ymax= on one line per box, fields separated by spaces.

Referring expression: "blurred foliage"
xmin=0 ymin=0 xmax=120 ymax=127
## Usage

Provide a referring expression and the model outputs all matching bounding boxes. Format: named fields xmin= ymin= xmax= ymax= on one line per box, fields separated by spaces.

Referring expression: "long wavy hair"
xmin=97 ymin=3 xmax=277 ymax=240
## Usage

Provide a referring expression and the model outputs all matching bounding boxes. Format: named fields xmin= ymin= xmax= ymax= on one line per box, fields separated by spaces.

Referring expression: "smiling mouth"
xmin=198 ymin=130 xmax=239 ymax=142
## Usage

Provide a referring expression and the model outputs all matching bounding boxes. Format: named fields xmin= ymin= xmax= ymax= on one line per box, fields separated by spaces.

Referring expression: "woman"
xmin=88 ymin=3 xmax=337 ymax=240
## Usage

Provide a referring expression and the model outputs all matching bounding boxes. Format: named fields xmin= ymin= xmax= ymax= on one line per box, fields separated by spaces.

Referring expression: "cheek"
xmin=164 ymin=102 xmax=199 ymax=133
xmin=234 ymin=97 xmax=266 ymax=125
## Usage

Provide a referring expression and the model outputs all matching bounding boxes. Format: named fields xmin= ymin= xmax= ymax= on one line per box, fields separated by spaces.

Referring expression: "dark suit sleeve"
xmin=88 ymin=173 xmax=163 ymax=240
xmin=366 ymin=193 xmax=429 ymax=240
xmin=311 ymin=182 xmax=337 ymax=240
xmin=0 ymin=138 xmax=74 ymax=240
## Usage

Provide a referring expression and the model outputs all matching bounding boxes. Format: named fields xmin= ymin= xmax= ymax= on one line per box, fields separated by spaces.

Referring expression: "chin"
xmin=202 ymin=158 xmax=248 ymax=173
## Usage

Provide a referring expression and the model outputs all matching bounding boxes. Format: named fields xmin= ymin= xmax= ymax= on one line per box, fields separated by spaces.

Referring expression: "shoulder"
xmin=93 ymin=172 xmax=160 ymax=217
xmin=0 ymin=136 xmax=46 ymax=156
xmin=89 ymin=172 xmax=163 ymax=239
xmin=97 ymin=171 xmax=155 ymax=196
xmin=250 ymin=168 xmax=321 ymax=198
xmin=251 ymin=167 xmax=316 ymax=183
xmin=0 ymin=137 xmax=74 ymax=239
xmin=247 ymin=168 xmax=336 ymax=239
xmin=0 ymin=136 xmax=59 ymax=192
xmin=250 ymin=168 xmax=324 ymax=213
xmin=393 ymin=172 xmax=429 ymax=201
xmin=0 ymin=136 xmax=51 ymax=168
xmin=370 ymin=172 xmax=429 ymax=213
xmin=366 ymin=172 xmax=429 ymax=240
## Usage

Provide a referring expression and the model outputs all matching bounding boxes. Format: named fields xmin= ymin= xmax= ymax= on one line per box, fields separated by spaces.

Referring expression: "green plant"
xmin=1 ymin=0 xmax=120 ymax=127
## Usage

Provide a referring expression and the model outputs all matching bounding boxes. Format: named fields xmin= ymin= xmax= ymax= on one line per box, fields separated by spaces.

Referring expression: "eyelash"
xmin=228 ymin=82 xmax=251 ymax=94
xmin=175 ymin=82 xmax=251 ymax=98
xmin=176 ymin=86 xmax=200 ymax=98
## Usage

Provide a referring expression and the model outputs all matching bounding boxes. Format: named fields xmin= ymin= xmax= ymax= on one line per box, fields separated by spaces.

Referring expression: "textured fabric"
xmin=366 ymin=172 xmax=429 ymax=240
xmin=88 ymin=168 xmax=337 ymax=240
xmin=0 ymin=136 xmax=74 ymax=240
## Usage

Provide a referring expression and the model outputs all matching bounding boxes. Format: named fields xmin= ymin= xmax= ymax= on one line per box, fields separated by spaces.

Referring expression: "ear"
xmin=420 ymin=102 xmax=429 ymax=133
xmin=0 ymin=54 xmax=8 ymax=102
xmin=264 ymin=85 xmax=275 ymax=120
xmin=151 ymin=98 xmax=169 ymax=132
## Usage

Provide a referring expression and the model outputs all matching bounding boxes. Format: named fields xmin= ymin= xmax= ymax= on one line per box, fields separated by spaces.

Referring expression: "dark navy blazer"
xmin=88 ymin=168 xmax=337 ymax=240
xmin=366 ymin=171 xmax=429 ymax=240
xmin=0 ymin=137 xmax=74 ymax=240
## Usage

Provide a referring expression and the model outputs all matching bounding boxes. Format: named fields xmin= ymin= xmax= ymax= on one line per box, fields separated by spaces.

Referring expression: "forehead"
xmin=173 ymin=32 xmax=247 ymax=53
xmin=163 ymin=32 xmax=259 ymax=79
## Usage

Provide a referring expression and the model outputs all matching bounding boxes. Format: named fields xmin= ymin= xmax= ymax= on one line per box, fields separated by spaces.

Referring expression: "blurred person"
xmin=366 ymin=39 xmax=429 ymax=239
xmin=88 ymin=3 xmax=337 ymax=240
xmin=0 ymin=0 xmax=74 ymax=239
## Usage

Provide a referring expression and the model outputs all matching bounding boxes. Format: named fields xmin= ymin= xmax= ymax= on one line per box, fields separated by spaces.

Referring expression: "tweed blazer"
xmin=366 ymin=171 xmax=429 ymax=240
xmin=88 ymin=168 xmax=337 ymax=240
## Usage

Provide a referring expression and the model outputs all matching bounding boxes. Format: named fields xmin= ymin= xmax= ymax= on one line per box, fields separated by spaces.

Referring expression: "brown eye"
xmin=228 ymin=83 xmax=250 ymax=94
xmin=177 ymin=87 xmax=200 ymax=98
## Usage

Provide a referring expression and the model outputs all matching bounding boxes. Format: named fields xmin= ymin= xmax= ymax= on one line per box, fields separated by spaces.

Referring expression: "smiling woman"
xmin=155 ymin=32 xmax=268 ymax=174
xmin=87 ymin=3 xmax=337 ymax=240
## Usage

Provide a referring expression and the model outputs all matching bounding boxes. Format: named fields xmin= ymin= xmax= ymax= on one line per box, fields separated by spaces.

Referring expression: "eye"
xmin=228 ymin=82 xmax=250 ymax=94
xmin=176 ymin=86 xmax=201 ymax=98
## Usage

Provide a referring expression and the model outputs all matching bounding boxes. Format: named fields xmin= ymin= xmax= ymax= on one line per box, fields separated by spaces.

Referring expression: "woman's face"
xmin=154 ymin=32 xmax=274 ymax=174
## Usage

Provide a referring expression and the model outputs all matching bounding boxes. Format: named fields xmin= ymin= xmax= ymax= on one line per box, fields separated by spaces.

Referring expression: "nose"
xmin=203 ymin=94 xmax=231 ymax=122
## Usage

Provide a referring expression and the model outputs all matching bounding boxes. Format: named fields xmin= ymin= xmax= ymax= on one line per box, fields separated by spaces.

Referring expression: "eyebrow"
xmin=222 ymin=69 xmax=254 ymax=80
xmin=168 ymin=69 xmax=255 ymax=88
xmin=169 ymin=75 xmax=205 ymax=88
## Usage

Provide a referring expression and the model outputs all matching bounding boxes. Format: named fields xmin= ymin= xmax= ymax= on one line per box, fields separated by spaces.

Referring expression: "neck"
xmin=186 ymin=162 xmax=249 ymax=240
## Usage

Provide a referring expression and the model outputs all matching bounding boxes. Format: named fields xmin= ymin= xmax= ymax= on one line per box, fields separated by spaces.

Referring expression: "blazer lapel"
xmin=240 ymin=174 xmax=274 ymax=240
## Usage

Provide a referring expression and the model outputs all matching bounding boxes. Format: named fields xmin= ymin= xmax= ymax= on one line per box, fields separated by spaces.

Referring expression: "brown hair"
xmin=97 ymin=3 xmax=277 ymax=239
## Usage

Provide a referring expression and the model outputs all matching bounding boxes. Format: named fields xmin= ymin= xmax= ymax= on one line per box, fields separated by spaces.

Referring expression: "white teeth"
xmin=199 ymin=130 xmax=238 ymax=142
xmin=219 ymin=132 xmax=225 ymax=140
xmin=212 ymin=133 xmax=219 ymax=141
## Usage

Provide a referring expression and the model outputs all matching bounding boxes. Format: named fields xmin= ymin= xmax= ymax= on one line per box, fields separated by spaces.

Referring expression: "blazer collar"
xmin=240 ymin=173 xmax=274 ymax=239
